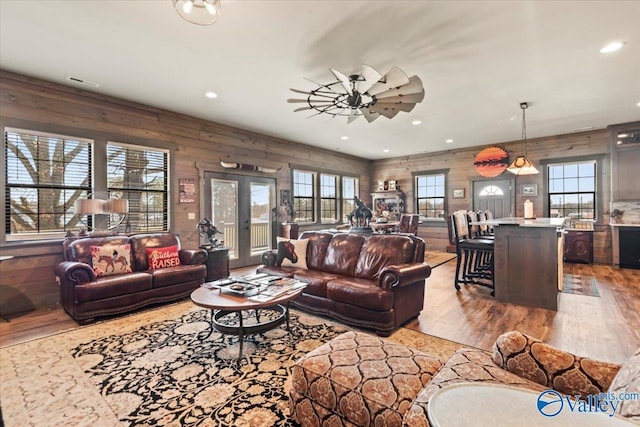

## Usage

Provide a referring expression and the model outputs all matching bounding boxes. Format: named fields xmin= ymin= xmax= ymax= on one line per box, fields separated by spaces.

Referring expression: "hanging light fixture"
xmin=173 ymin=0 xmax=221 ymax=26
xmin=507 ymin=102 xmax=539 ymax=175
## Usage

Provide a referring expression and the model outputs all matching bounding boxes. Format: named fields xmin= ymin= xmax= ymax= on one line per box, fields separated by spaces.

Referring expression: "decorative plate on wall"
xmin=473 ymin=146 xmax=509 ymax=177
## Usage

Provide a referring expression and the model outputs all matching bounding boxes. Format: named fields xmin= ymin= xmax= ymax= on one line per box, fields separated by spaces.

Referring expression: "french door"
xmin=204 ymin=172 xmax=276 ymax=269
xmin=472 ymin=178 xmax=514 ymax=218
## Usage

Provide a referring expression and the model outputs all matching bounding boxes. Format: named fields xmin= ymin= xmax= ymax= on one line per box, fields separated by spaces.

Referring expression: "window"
xmin=342 ymin=176 xmax=358 ymax=222
xmin=548 ymin=160 xmax=596 ymax=219
xmin=479 ymin=185 xmax=504 ymax=196
xmin=293 ymin=170 xmax=315 ymax=223
xmin=107 ymin=142 xmax=169 ymax=232
xmin=5 ymin=128 xmax=92 ymax=240
xmin=320 ymin=173 xmax=337 ymax=222
xmin=415 ymin=173 xmax=446 ymax=220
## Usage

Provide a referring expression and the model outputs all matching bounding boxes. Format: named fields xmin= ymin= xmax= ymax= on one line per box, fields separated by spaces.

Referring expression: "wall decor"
xmin=179 ymin=178 xmax=196 ymax=203
xmin=521 ymin=184 xmax=538 ymax=196
xmin=473 ymin=146 xmax=509 ymax=177
xmin=452 ymin=188 xmax=465 ymax=199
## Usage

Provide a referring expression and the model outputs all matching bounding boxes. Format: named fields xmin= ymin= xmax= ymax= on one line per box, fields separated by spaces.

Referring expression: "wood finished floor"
xmin=1 ymin=262 xmax=638 ymax=363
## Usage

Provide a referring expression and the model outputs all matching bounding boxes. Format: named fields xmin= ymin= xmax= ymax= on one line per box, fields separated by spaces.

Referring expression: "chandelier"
xmin=507 ymin=102 xmax=539 ymax=175
xmin=288 ymin=65 xmax=424 ymax=123
xmin=173 ymin=0 xmax=221 ymax=26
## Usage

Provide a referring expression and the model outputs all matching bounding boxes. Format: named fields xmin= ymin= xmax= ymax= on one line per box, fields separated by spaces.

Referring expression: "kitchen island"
xmin=484 ymin=217 xmax=565 ymax=310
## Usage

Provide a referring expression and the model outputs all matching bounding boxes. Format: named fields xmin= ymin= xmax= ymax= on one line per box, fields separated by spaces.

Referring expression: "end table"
xmin=204 ymin=247 xmax=230 ymax=281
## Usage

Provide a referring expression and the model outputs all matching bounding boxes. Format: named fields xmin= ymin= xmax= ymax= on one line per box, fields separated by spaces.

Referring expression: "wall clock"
xmin=473 ymin=146 xmax=509 ymax=177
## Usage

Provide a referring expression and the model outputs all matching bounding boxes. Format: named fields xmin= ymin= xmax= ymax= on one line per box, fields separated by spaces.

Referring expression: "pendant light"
xmin=507 ymin=102 xmax=539 ymax=175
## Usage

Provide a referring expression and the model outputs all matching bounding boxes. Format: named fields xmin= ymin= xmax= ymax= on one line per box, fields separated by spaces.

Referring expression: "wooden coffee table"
xmin=190 ymin=283 xmax=304 ymax=365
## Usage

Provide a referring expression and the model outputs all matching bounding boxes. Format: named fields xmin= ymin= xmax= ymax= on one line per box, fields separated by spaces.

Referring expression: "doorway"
xmin=472 ymin=178 xmax=514 ymax=218
xmin=204 ymin=172 xmax=276 ymax=269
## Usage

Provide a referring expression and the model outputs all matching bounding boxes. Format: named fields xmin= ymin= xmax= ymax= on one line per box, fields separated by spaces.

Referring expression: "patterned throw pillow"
xmin=91 ymin=244 xmax=133 ymax=277
xmin=147 ymin=245 xmax=182 ymax=270
xmin=276 ymin=237 xmax=309 ymax=270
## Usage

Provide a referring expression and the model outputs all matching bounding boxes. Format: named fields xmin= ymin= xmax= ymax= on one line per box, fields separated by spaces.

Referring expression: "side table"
xmin=204 ymin=247 xmax=230 ymax=281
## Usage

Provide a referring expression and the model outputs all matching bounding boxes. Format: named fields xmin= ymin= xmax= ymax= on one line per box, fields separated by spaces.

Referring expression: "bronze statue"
xmin=197 ymin=217 xmax=223 ymax=248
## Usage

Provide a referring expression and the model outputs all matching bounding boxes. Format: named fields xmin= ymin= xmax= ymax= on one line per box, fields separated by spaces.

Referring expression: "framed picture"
xmin=452 ymin=188 xmax=465 ymax=199
xmin=179 ymin=178 xmax=196 ymax=203
xmin=521 ymin=184 xmax=538 ymax=196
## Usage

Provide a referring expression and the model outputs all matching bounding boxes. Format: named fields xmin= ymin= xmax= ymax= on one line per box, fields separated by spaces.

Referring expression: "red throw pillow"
xmin=147 ymin=245 xmax=181 ymax=269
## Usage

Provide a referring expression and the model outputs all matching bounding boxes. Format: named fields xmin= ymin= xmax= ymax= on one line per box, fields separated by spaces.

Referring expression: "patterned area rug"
xmin=0 ymin=302 xmax=463 ymax=427
xmin=562 ymin=274 xmax=600 ymax=297
xmin=424 ymin=250 xmax=456 ymax=268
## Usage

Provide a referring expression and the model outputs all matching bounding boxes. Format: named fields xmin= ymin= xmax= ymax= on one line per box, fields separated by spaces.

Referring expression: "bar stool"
xmin=451 ymin=211 xmax=495 ymax=296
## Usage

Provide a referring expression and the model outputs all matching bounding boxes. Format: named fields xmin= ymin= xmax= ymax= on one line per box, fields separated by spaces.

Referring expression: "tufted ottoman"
xmin=289 ymin=330 xmax=443 ymax=427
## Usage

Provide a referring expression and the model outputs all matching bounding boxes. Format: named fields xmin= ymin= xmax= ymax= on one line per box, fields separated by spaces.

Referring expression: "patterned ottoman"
xmin=289 ymin=330 xmax=443 ymax=427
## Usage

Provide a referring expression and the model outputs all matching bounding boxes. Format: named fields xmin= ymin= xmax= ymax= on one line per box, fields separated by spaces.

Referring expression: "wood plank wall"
xmin=371 ymin=129 xmax=614 ymax=261
xmin=0 ymin=71 xmax=370 ymax=316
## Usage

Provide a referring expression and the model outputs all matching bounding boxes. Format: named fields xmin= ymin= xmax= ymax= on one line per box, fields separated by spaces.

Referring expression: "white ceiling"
xmin=1 ymin=1 xmax=639 ymax=160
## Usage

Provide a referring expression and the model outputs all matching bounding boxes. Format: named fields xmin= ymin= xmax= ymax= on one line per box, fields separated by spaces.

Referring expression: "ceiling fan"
xmin=288 ymin=65 xmax=425 ymax=123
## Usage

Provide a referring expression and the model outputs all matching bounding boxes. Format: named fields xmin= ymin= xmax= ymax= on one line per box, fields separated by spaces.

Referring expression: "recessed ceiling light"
xmin=600 ymin=41 xmax=624 ymax=53
xmin=446 ymin=139 xmax=454 ymax=143
xmin=637 ymin=101 xmax=640 ymax=107
xmin=383 ymin=149 xmax=390 ymax=153
xmin=411 ymin=120 xmax=422 ymax=125
xmin=205 ymin=91 xmax=218 ymax=98
xmin=509 ymin=117 xmax=515 ymax=121
xmin=340 ymin=136 xmax=349 ymax=140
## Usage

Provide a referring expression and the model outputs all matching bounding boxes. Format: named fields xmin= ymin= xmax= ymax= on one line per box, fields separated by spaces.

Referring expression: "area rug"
xmin=0 ymin=302 xmax=463 ymax=427
xmin=424 ymin=250 xmax=456 ymax=268
xmin=562 ymin=274 xmax=600 ymax=297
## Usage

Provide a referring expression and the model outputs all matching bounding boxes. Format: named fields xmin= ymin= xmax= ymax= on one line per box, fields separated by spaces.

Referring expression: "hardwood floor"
xmin=1 ymin=262 xmax=638 ymax=363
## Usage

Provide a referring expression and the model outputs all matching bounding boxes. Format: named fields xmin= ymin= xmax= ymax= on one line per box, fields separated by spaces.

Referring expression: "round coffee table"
xmin=190 ymin=285 xmax=304 ymax=365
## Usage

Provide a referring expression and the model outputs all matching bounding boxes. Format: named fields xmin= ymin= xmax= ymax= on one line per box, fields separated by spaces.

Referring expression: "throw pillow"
xmin=608 ymin=347 xmax=640 ymax=421
xmin=147 ymin=245 xmax=182 ymax=269
xmin=91 ymin=244 xmax=133 ymax=277
xmin=276 ymin=237 xmax=309 ymax=270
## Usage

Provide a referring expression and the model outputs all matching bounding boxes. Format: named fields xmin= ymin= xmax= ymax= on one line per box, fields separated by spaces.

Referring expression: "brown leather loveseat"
xmin=55 ymin=232 xmax=207 ymax=323
xmin=258 ymin=231 xmax=431 ymax=336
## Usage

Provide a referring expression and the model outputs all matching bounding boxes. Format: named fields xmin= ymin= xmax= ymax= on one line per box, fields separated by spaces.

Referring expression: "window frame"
xmin=541 ymin=155 xmax=605 ymax=222
xmin=292 ymin=167 xmax=359 ymax=225
xmin=319 ymin=173 xmax=338 ymax=223
xmin=4 ymin=127 xmax=93 ymax=241
xmin=412 ymin=169 xmax=448 ymax=223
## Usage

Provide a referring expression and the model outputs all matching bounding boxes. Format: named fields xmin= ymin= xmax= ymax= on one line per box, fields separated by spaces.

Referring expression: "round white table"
xmin=427 ymin=383 xmax=636 ymax=426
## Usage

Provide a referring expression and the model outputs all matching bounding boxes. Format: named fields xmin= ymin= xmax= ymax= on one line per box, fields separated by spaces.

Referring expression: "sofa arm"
xmin=54 ymin=261 xmax=96 ymax=286
xmin=378 ymin=263 xmax=431 ymax=290
xmin=261 ymin=250 xmax=278 ymax=267
xmin=179 ymin=248 xmax=208 ymax=265
xmin=493 ymin=331 xmax=621 ymax=398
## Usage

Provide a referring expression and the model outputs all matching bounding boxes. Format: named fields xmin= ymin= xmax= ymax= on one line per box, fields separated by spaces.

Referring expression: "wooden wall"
xmin=371 ymin=129 xmax=614 ymax=263
xmin=0 ymin=71 xmax=370 ymax=316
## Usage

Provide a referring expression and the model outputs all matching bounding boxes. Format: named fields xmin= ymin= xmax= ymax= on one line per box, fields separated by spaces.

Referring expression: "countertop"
xmin=478 ymin=217 xmax=565 ymax=228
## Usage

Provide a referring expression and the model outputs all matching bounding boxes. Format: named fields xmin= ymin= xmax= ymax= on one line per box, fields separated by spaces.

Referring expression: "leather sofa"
xmin=290 ymin=330 xmax=640 ymax=426
xmin=55 ymin=233 xmax=207 ymax=323
xmin=257 ymin=231 xmax=431 ymax=336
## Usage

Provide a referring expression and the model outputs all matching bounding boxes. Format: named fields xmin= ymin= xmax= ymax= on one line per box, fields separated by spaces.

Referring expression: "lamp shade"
xmin=105 ymin=199 xmax=129 ymax=214
xmin=75 ymin=198 xmax=105 ymax=214
xmin=507 ymin=155 xmax=539 ymax=175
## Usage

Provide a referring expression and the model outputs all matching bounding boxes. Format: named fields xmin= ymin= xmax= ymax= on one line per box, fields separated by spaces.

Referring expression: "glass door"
xmin=205 ymin=172 xmax=276 ymax=269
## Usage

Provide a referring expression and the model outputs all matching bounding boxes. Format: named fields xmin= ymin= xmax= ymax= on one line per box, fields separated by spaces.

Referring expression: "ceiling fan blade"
xmin=375 ymin=75 xmax=424 ymax=98
xmin=330 ymin=68 xmax=353 ymax=96
xmin=360 ymin=106 xmax=380 ymax=123
xmin=287 ymin=98 xmax=333 ymax=103
xmin=347 ymin=108 xmax=360 ymax=124
xmin=374 ymin=102 xmax=417 ymax=113
xmin=370 ymin=104 xmax=403 ymax=118
xmin=357 ymin=64 xmax=382 ymax=94
xmin=294 ymin=106 xmax=316 ymax=112
xmin=368 ymin=66 xmax=410 ymax=95
xmin=373 ymin=91 xmax=425 ymax=104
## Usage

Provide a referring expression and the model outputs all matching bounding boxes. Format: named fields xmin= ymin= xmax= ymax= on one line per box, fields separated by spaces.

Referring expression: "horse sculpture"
xmin=349 ymin=196 xmax=373 ymax=228
xmin=197 ymin=217 xmax=224 ymax=248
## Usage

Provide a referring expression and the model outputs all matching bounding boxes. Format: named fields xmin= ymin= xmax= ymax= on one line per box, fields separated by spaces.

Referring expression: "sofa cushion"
xmin=326 ymin=278 xmax=394 ymax=311
xmin=299 ymin=232 xmax=334 ymax=271
xmin=290 ymin=331 xmax=442 ymax=427
xmin=321 ymin=233 xmax=365 ymax=276
xmin=355 ymin=235 xmax=416 ymax=279
xmin=129 ymin=233 xmax=181 ymax=271
xmin=90 ymin=244 xmax=133 ymax=277
xmin=608 ymin=347 xmax=640 ymax=421
xmin=293 ymin=270 xmax=339 ymax=298
xmin=403 ymin=347 xmax=547 ymax=427
xmin=75 ymin=272 xmax=153 ymax=302
xmin=147 ymin=245 xmax=181 ymax=269
xmin=151 ymin=264 xmax=206 ymax=288
xmin=276 ymin=237 xmax=309 ymax=269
